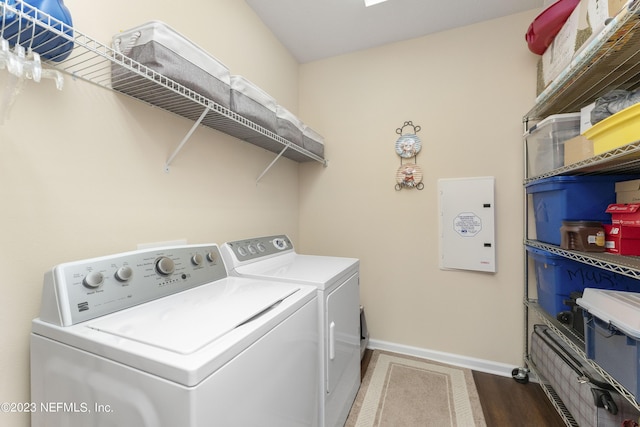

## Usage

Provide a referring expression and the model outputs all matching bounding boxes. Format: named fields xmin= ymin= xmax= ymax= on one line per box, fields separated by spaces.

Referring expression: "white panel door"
xmin=438 ymin=176 xmax=496 ymax=273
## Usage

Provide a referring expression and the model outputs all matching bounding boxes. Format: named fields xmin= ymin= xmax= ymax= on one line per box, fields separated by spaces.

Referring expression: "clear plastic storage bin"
xmin=526 ymin=113 xmax=580 ymax=177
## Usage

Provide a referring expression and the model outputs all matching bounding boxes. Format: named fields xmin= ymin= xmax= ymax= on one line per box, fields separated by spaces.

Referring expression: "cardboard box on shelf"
xmin=537 ymin=0 xmax=629 ymax=95
xmin=616 ymin=179 xmax=640 ymax=203
xmin=563 ymin=134 xmax=593 ymax=165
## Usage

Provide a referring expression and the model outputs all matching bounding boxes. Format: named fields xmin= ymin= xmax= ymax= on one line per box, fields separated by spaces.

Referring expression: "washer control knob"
xmin=248 ymin=245 xmax=257 ymax=255
xmin=191 ymin=253 xmax=204 ymax=266
xmin=83 ymin=271 xmax=104 ymax=289
xmin=114 ymin=266 xmax=133 ymax=282
xmin=155 ymin=257 xmax=175 ymax=276
xmin=237 ymin=246 xmax=247 ymax=257
xmin=273 ymin=238 xmax=288 ymax=250
xmin=257 ymin=243 xmax=266 ymax=253
xmin=206 ymin=251 xmax=217 ymax=264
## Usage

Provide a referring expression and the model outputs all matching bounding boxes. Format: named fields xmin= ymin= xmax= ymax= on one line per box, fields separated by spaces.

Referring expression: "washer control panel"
xmin=223 ymin=235 xmax=293 ymax=264
xmin=39 ymin=244 xmax=226 ymax=326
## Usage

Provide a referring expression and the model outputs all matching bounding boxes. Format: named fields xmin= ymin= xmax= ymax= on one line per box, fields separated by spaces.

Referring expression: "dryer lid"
xmin=234 ymin=253 xmax=359 ymax=289
xmin=85 ymin=278 xmax=299 ymax=355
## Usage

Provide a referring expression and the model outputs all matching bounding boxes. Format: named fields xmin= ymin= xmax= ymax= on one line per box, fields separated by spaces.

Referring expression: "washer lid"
xmin=86 ymin=279 xmax=298 ymax=355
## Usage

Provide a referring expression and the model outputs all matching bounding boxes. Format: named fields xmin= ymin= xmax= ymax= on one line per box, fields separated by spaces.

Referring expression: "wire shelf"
xmin=525 ymin=300 xmax=640 ymax=413
xmin=525 ymin=1 xmax=640 ymax=120
xmin=524 ymin=356 xmax=579 ymax=427
xmin=523 ymin=139 xmax=640 ymax=183
xmin=0 ymin=0 xmax=327 ymax=168
xmin=525 ymin=240 xmax=640 ymax=281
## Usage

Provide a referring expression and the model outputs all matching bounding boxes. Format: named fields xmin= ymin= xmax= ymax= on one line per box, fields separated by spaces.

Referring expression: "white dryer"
xmin=221 ymin=235 xmax=360 ymax=427
xmin=31 ymin=243 xmax=320 ymax=427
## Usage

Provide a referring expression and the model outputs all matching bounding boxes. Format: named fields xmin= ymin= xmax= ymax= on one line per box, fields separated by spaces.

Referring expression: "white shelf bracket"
xmin=256 ymin=143 xmax=291 ymax=183
xmin=164 ymin=106 xmax=210 ymax=172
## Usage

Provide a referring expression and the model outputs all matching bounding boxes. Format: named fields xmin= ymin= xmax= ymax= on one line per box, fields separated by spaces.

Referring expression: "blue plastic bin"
xmin=526 ymin=246 xmax=640 ymax=317
xmin=583 ymin=313 xmax=640 ymax=398
xmin=526 ymin=176 xmax=630 ymax=245
xmin=579 ymin=288 xmax=640 ymax=399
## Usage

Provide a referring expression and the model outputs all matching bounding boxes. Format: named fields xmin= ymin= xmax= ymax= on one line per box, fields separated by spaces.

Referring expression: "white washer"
xmin=221 ymin=235 xmax=360 ymax=427
xmin=31 ymin=243 xmax=320 ymax=427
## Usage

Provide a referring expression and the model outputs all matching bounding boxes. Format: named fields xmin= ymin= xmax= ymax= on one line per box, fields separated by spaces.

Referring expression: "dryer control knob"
xmin=191 ymin=253 xmax=204 ymax=266
xmin=114 ymin=266 xmax=133 ymax=282
xmin=83 ymin=271 xmax=104 ymax=289
xmin=206 ymin=251 xmax=217 ymax=264
xmin=155 ymin=257 xmax=175 ymax=276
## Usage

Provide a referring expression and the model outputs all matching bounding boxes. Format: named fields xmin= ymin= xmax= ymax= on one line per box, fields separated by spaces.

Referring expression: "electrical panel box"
xmin=438 ymin=177 xmax=496 ymax=273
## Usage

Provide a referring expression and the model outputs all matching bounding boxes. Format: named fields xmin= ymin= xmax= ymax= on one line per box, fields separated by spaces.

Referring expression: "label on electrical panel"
xmin=453 ymin=212 xmax=482 ymax=237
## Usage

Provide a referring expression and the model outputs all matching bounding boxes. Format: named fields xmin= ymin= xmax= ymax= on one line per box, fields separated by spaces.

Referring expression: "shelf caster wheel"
xmin=601 ymin=393 xmax=618 ymax=415
xmin=593 ymin=389 xmax=619 ymax=415
xmin=512 ymin=367 xmax=529 ymax=384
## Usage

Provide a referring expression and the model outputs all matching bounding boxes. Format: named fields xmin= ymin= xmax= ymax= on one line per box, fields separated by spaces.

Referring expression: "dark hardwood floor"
xmin=473 ymin=371 xmax=565 ymax=426
xmin=360 ymin=349 xmax=565 ymax=426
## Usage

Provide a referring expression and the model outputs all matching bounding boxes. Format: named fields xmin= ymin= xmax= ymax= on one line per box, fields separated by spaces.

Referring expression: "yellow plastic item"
xmin=585 ymin=102 xmax=640 ymax=155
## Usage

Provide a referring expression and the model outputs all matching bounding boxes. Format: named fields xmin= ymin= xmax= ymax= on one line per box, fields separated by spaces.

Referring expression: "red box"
xmin=604 ymin=224 xmax=640 ymax=255
xmin=606 ymin=203 xmax=640 ymax=226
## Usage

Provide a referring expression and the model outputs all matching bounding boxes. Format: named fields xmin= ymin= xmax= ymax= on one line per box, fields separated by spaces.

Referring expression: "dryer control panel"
xmin=38 ymin=244 xmax=227 ymax=326
xmin=222 ymin=235 xmax=293 ymax=265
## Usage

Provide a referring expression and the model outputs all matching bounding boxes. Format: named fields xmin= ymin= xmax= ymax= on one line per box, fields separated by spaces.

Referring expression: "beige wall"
xmin=0 ymin=1 xmax=303 ymax=426
xmin=298 ymin=11 xmax=539 ymax=366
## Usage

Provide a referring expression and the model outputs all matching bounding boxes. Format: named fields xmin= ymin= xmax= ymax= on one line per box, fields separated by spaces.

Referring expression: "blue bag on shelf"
xmin=0 ymin=0 xmax=73 ymax=61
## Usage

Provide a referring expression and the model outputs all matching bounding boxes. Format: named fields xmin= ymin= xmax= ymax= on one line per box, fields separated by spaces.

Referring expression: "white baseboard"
xmin=367 ymin=339 xmax=520 ymax=378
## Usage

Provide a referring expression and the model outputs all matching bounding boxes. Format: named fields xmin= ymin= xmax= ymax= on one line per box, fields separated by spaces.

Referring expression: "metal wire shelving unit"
xmin=525 ymin=1 xmax=640 ymax=122
xmin=522 ymin=2 xmax=640 ymax=423
xmin=0 ymin=1 xmax=327 ymax=178
xmin=525 ymin=355 xmax=579 ymax=427
xmin=526 ymin=240 xmax=640 ymax=281
xmin=524 ymin=281 xmax=640 ymax=414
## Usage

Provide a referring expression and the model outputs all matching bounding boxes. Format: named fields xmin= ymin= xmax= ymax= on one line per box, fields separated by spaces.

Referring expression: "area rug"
xmin=345 ymin=350 xmax=487 ymax=427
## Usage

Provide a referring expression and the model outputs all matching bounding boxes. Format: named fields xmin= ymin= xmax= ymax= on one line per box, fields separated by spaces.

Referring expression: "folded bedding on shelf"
xmin=230 ymin=75 xmax=277 ymax=133
xmin=111 ymin=20 xmax=230 ymax=108
xmin=108 ymin=21 xmax=325 ymax=161
xmin=276 ymin=106 xmax=304 ymax=147
xmin=302 ymin=125 xmax=324 ymax=158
